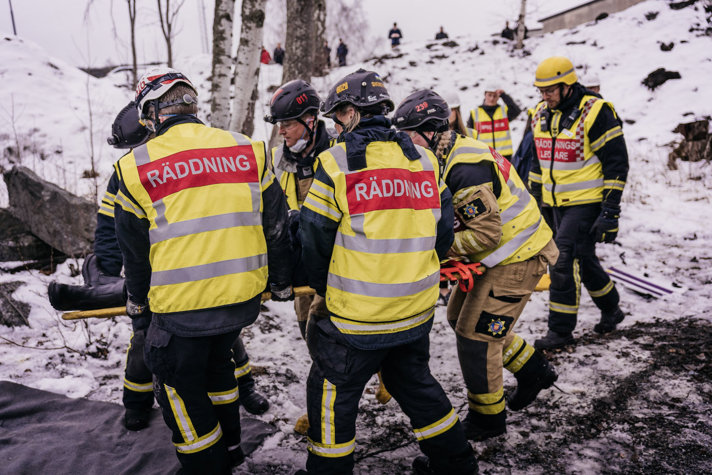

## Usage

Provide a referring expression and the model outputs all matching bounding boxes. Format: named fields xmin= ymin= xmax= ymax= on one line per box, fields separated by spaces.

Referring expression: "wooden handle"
xmin=61 ymin=286 xmax=318 ymax=321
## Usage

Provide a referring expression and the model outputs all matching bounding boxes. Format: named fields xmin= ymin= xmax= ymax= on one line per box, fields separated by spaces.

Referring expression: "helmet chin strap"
xmin=417 ymin=131 xmax=439 ymax=150
xmin=289 ymin=117 xmax=315 ymax=153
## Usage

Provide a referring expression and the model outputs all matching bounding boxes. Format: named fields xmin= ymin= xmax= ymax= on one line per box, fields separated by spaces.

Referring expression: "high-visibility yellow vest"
xmin=442 ymin=135 xmax=552 ymax=267
xmin=116 ymin=123 xmax=271 ymax=313
xmin=470 ymin=105 xmax=513 ymax=157
xmin=309 ymin=142 xmax=443 ymax=334
xmin=531 ymin=96 xmax=622 ymax=207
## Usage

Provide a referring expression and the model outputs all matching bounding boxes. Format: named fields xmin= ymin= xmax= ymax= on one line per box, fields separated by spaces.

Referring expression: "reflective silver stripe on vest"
xmin=133 ymin=144 xmax=150 ymax=166
xmin=154 ymin=199 xmax=168 ymax=228
xmin=149 ymin=212 xmax=262 ymax=244
xmin=499 ymin=184 xmax=532 ymax=224
xmin=151 ymin=254 xmax=267 ymax=287
xmin=537 ymin=67 xmax=575 ymax=84
xmin=332 ymin=306 xmax=435 ymax=334
xmin=481 ymin=216 xmax=542 ymax=267
xmin=329 ymin=145 xmax=349 ymax=172
xmin=335 ymin=232 xmax=435 ymax=254
xmin=115 ymin=192 xmax=146 ymax=218
xmin=543 ymin=178 xmax=604 ymax=192
xmin=328 ymin=270 xmax=440 ymax=298
xmin=493 ymin=135 xmax=512 ymax=145
xmin=229 ymin=131 xmax=252 ymax=145
xmin=310 ymin=180 xmax=335 ymax=201
xmin=445 ymin=145 xmax=492 ymax=172
xmin=304 ymin=194 xmax=342 ymax=220
xmin=545 ymin=155 xmax=601 ymax=171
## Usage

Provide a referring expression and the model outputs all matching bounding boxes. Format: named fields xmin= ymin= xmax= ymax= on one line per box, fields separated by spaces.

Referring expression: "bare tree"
xmin=312 ymin=0 xmax=327 ymax=76
xmin=157 ymin=0 xmax=186 ymax=68
xmin=515 ymin=0 xmax=527 ymax=50
xmin=229 ymin=0 xmax=266 ymax=135
xmin=282 ymin=0 xmax=315 ymax=83
xmin=127 ymin=0 xmax=138 ymax=86
xmin=210 ymin=0 xmax=235 ymax=129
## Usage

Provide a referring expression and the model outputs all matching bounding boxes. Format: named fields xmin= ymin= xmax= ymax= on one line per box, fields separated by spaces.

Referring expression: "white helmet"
xmin=584 ymin=72 xmax=601 ymax=88
xmin=135 ymin=67 xmax=196 ymax=118
xmin=483 ymin=82 xmax=499 ymax=93
xmin=441 ymin=90 xmax=461 ymax=109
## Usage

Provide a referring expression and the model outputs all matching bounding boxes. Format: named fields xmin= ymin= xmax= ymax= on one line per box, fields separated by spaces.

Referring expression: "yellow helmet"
xmin=534 ymin=56 xmax=577 ymax=87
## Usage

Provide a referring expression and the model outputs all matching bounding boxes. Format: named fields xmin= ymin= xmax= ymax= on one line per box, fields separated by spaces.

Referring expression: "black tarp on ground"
xmin=0 ymin=381 xmax=276 ymax=474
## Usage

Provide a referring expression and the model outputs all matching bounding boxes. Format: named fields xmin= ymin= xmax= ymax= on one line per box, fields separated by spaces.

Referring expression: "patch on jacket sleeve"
xmin=457 ymin=197 xmax=486 ymax=222
xmin=475 ymin=311 xmax=514 ymax=338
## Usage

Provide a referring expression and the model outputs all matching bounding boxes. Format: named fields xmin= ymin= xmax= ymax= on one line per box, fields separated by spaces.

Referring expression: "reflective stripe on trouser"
xmin=447 ymin=255 xmax=547 ymax=414
xmin=305 ymin=317 xmax=470 ymax=474
xmin=123 ymin=321 xmax=154 ymax=411
xmin=549 ymin=204 xmax=620 ymax=334
xmin=145 ymin=326 xmax=241 ymax=474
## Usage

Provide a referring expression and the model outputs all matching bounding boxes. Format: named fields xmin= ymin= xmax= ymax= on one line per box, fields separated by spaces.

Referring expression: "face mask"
xmin=288 ymin=138 xmax=309 ymax=153
xmin=288 ymin=118 xmax=314 ymax=153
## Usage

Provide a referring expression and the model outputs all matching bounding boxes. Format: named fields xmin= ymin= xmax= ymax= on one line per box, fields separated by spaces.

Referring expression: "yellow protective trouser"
xmin=447 ymin=240 xmax=555 ymax=414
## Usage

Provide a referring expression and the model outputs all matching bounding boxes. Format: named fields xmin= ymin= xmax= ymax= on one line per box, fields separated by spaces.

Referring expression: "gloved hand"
xmin=270 ymin=283 xmax=294 ymax=301
xmin=590 ymin=204 xmax=620 ymax=243
xmin=126 ymin=297 xmax=151 ymax=318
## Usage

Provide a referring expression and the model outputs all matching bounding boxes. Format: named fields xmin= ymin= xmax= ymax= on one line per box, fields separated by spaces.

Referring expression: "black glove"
xmin=270 ymin=283 xmax=294 ymax=301
xmin=590 ymin=204 xmax=620 ymax=243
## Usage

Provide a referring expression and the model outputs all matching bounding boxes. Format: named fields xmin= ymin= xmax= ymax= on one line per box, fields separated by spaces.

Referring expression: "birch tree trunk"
xmin=127 ymin=0 xmax=138 ymax=88
xmin=312 ymin=0 xmax=327 ymax=77
xmin=515 ymin=0 xmax=527 ymax=50
xmin=229 ymin=0 xmax=266 ymax=135
xmin=210 ymin=0 xmax=235 ymax=129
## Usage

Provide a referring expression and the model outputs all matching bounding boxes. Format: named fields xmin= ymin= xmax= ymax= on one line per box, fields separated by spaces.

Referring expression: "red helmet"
xmin=135 ymin=67 xmax=196 ymax=118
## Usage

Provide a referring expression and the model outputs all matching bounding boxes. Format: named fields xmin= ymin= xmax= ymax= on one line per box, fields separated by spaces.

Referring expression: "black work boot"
xmin=238 ymin=372 xmax=270 ymax=415
xmin=534 ymin=330 xmax=575 ymax=350
xmin=412 ymin=445 xmax=478 ymax=474
xmin=593 ymin=307 xmax=625 ymax=334
xmin=508 ymin=350 xmax=557 ymax=411
xmin=462 ymin=410 xmax=506 ymax=442
xmin=123 ymin=408 xmax=151 ymax=431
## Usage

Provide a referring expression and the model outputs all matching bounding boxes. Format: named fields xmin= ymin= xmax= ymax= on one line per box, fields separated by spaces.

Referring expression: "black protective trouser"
xmin=305 ymin=318 xmax=472 ymax=474
xmin=124 ymin=319 xmax=254 ymax=413
xmin=123 ymin=314 xmax=154 ymax=411
xmin=548 ymin=203 xmax=620 ymax=334
xmin=145 ymin=325 xmax=241 ymax=475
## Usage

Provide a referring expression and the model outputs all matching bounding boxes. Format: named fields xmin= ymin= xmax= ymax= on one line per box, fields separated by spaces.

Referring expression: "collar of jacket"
xmin=155 ymin=114 xmax=204 ymax=136
xmin=280 ymin=120 xmax=332 ymax=172
xmin=340 ymin=115 xmax=420 ymax=171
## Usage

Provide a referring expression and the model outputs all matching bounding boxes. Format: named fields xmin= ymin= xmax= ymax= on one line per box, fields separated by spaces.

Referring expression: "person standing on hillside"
xmin=336 ymin=38 xmax=348 ymax=66
xmin=389 ymin=22 xmax=403 ymax=49
xmin=297 ymin=69 xmax=476 ymax=474
xmin=529 ymin=56 xmax=628 ymax=350
xmin=467 ymin=85 xmax=522 ymax=160
xmin=273 ymin=43 xmax=285 ymax=65
xmin=435 ymin=26 xmax=449 ymax=40
xmin=394 ymin=89 xmax=559 ymax=443
xmin=114 ymin=67 xmax=292 ymax=473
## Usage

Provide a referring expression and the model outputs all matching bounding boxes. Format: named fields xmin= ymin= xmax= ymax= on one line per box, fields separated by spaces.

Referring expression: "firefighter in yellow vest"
xmin=264 ymin=79 xmax=335 ymax=338
xmin=466 ymin=84 xmax=522 ymax=159
xmin=394 ymin=89 xmax=559 ymax=442
xmin=529 ymin=57 xmax=628 ymax=350
xmin=114 ymin=68 xmax=292 ymax=474
xmin=297 ymin=69 xmax=476 ymax=474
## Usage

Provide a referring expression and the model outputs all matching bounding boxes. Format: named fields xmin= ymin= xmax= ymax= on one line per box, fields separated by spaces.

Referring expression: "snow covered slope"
xmin=1 ymin=1 xmax=711 ymax=473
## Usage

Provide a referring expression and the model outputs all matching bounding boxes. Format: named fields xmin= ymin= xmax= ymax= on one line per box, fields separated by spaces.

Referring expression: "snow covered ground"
xmin=1 ymin=0 xmax=711 ymax=473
